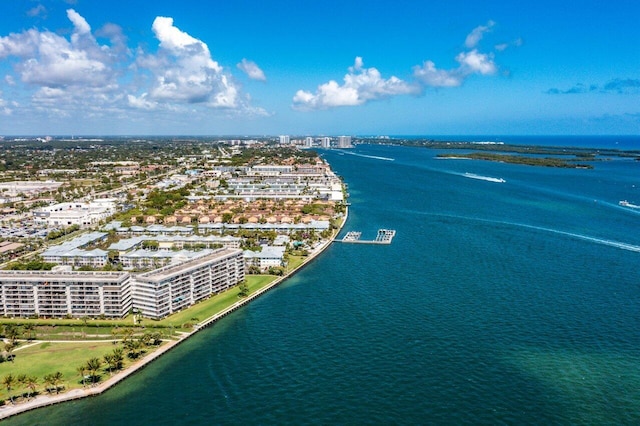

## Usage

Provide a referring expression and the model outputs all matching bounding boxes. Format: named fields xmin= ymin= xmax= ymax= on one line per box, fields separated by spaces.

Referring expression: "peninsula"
xmin=356 ymin=137 xmax=640 ymax=167
xmin=436 ymin=152 xmax=594 ymax=168
xmin=0 ymin=136 xmax=351 ymax=419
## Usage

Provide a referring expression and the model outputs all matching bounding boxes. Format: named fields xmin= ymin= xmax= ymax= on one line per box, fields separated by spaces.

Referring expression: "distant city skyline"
xmin=0 ymin=0 xmax=638 ymax=136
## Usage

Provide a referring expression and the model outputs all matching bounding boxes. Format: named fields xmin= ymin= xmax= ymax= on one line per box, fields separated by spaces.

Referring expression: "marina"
xmin=338 ymin=229 xmax=396 ymax=245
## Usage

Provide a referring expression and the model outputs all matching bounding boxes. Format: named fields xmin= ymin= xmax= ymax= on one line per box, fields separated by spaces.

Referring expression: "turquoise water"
xmin=8 ymin=143 xmax=640 ymax=425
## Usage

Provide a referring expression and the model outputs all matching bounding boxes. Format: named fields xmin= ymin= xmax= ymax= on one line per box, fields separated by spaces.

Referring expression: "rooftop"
xmin=136 ymin=248 xmax=242 ymax=282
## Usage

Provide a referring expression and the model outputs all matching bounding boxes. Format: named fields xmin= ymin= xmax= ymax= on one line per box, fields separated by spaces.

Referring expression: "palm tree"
xmin=44 ymin=371 xmax=64 ymax=394
xmin=150 ymin=332 xmax=163 ymax=346
xmin=17 ymin=374 xmax=27 ymax=400
xmin=3 ymin=324 xmax=20 ymax=344
xmin=103 ymin=354 xmax=116 ymax=376
xmin=2 ymin=373 xmax=16 ymax=404
xmin=85 ymin=357 xmax=102 ymax=386
xmin=51 ymin=371 xmax=63 ymax=394
xmin=112 ymin=348 xmax=124 ymax=371
xmin=25 ymin=376 xmax=38 ymax=399
xmin=77 ymin=365 xmax=87 ymax=388
xmin=23 ymin=324 xmax=36 ymax=341
xmin=140 ymin=332 xmax=152 ymax=346
xmin=4 ymin=341 xmax=16 ymax=362
xmin=43 ymin=374 xmax=54 ymax=394
xmin=110 ymin=328 xmax=121 ymax=344
xmin=124 ymin=338 xmax=142 ymax=359
xmin=120 ymin=327 xmax=135 ymax=344
xmin=13 ymin=374 xmax=36 ymax=400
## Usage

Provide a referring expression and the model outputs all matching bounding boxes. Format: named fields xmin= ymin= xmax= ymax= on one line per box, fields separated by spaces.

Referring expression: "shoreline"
xmin=0 ymin=207 xmax=348 ymax=421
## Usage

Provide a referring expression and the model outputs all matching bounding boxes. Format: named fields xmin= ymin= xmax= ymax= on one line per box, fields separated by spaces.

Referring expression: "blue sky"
xmin=0 ymin=0 xmax=638 ymax=136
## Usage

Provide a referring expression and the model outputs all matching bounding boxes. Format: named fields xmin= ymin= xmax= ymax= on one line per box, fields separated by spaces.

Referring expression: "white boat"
xmin=619 ymin=200 xmax=640 ymax=209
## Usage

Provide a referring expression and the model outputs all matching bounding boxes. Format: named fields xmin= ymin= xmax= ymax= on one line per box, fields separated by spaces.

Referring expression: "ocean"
xmin=8 ymin=137 xmax=640 ymax=425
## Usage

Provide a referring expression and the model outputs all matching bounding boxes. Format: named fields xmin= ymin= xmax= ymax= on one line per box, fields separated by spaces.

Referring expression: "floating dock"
xmin=338 ymin=229 xmax=396 ymax=245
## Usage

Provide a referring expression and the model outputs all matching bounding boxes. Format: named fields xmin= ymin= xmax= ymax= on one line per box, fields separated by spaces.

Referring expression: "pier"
xmin=338 ymin=229 xmax=396 ymax=245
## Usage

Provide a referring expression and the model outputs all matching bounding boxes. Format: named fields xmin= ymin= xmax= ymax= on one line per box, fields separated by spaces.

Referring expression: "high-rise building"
xmin=304 ymin=137 xmax=313 ymax=147
xmin=321 ymin=137 xmax=331 ymax=148
xmin=279 ymin=135 xmax=290 ymax=145
xmin=337 ymin=136 xmax=352 ymax=148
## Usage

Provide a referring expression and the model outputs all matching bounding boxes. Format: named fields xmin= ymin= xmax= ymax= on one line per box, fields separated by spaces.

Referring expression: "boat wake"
xmin=406 ymin=211 xmax=640 ymax=254
xmin=520 ymin=224 xmax=640 ymax=253
xmin=343 ymin=151 xmax=395 ymax=161
xmin=462 ymin=172 xmax=506 ymax=183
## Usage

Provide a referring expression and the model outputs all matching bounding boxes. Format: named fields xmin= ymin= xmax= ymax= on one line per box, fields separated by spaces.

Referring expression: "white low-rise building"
xmin=33 ymin=199 xmax=117 ymax=228
xmin=244 ymin=245 xmax=286 ymax=270
xmin=41 ymin=232 xmax=108 ymax=268
xmin=0 ymin=181 xmax=63 ymax=197
xmin=108 ymin=234 xmax=241 ymax=256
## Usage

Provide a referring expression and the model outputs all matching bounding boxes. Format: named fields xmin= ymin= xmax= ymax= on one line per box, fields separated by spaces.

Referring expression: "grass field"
xmin=0 ymin=341 xmax=130 ymax=402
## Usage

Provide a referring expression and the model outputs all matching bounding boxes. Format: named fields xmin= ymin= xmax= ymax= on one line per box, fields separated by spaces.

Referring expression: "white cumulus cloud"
xmin=465 ymin=20 xmax=495 ymax=48
xmin=295 ymin=22 xmax=511 ymax=111
xmin=0 ymin=9 xmax=267 ymax=125
xmin=133 ymin=16 xmax=243 ymax=109
xmin=127 ymin=93 xmax=158 ymax=110
xmin=412 ymin=60 xmax=464 ymax=87
xmin=237 ymin=59 xmax=266 ymax=81
xmin=0 ymin=9 xmax=121 ymax=90
xmin=413 ymin=24 xmax=499 ymax=88
xmin=66 ymin=9 xmax=91 ymax=36
xmin=293 ymin=57 xmax=419 ymax=110
xmin=456 ymin=49 xmax=496 ymax=75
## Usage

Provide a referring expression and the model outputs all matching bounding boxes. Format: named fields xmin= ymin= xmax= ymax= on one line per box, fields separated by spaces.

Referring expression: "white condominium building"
xmin=337 ymin=136 xmax=352 ymax=148
xmin=133 ymin=248 xmax=245 ymax=320
xmin=279 ymin=135 xmax=290 ymax=145
xmin=0 ymin=271 xmax=132 ymax=318
xmin=243 ymin=245 xmax=286 ymax=270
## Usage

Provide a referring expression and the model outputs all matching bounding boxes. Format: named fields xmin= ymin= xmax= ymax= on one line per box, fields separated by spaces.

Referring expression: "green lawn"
xmin=0 ymin=340 xmax=167 ymax=403
xmin=29 ymin=325 xmax=167 ymax=341
xmin=153 ymin=274 xmax=277 ymax=327
xmin=0 ymin=341 xmax=118 ymax=401
xmin=287 ymin=255 xmax=305 ymax=271
xmin=0 ymin=317 xmax=136 ymax=328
